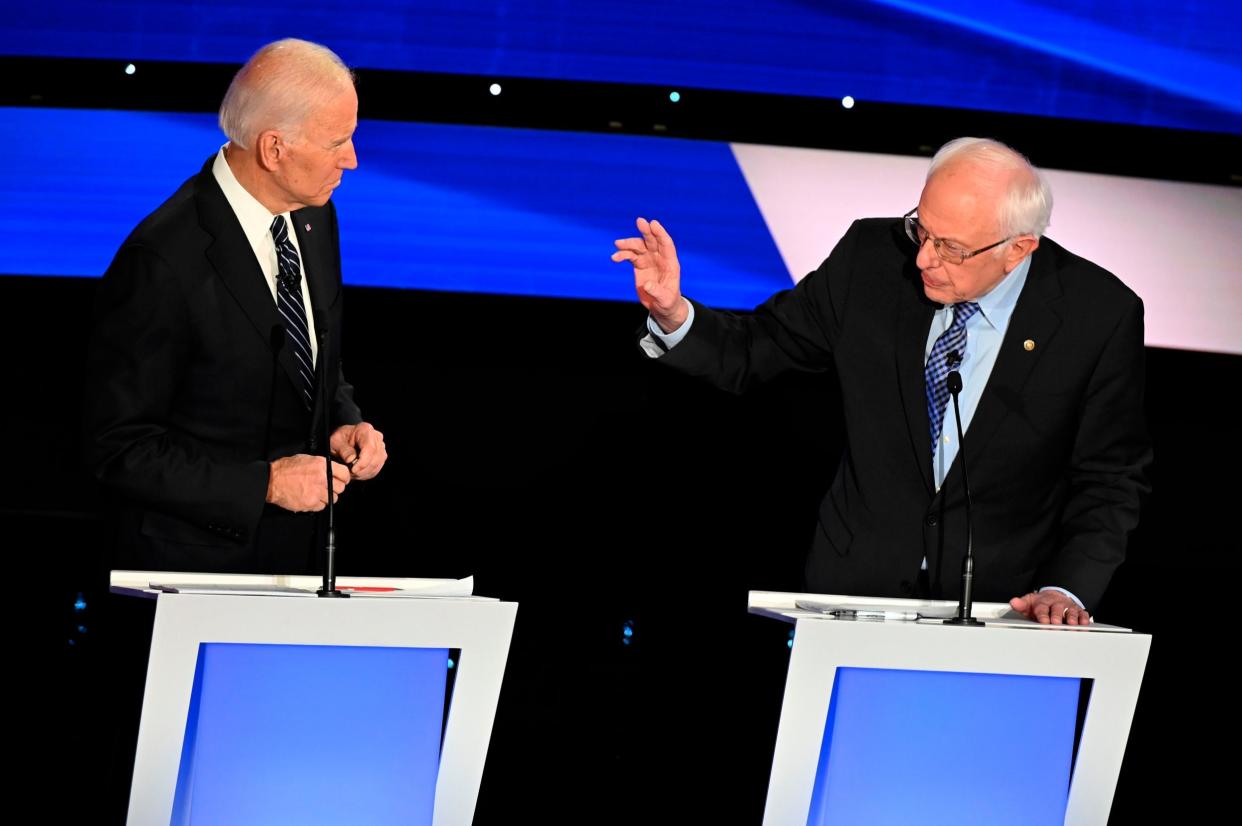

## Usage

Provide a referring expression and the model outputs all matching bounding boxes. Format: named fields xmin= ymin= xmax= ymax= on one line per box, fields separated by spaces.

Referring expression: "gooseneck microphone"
xmin=943 ymin=366 xmax=983 ymax=627
xmin=313 ymin=313 xmax=347 ymax=599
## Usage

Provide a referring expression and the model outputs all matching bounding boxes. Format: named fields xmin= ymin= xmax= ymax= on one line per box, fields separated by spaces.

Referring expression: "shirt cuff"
xmin=640 ymin=300 xmax=695 ymax=358
xmin=1038 ymin=586 xmax=1085 ymax=610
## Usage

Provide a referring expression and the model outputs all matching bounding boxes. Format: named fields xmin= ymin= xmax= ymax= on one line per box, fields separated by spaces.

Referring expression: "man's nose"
xmin=915 ymin=237 xmax=939 ymax=270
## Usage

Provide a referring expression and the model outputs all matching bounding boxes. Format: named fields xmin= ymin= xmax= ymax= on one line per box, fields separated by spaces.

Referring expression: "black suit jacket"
xmin=657 ymin=218 xmax=1151 ymax=611
xmin=85 ymin=156 xmax=362 ymax=574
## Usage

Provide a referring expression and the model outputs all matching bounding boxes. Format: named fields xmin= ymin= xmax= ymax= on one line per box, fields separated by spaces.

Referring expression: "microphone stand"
xmin=942 ymin=369 xmax=981 ymax=627
xmin=315 ymin=325 xmax=347 ymax=599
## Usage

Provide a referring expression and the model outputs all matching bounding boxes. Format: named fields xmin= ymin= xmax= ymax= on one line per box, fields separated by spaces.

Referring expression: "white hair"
xmin=218 ymin=39 xmax=354 ymax=150
xmin=928 ymin=137 xmax=1054 ymax=238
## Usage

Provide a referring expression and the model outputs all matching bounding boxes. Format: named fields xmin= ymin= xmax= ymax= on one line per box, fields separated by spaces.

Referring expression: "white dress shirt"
xmin=211 ymin=146 xmax=318 ymax=365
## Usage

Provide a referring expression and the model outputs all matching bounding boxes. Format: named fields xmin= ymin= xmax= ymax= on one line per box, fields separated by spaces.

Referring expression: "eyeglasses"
xmin=903 ymin=208 xmax=1011 ymax=265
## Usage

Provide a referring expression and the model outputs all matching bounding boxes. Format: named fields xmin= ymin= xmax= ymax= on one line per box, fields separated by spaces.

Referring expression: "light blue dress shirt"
xmin=926 ymin=255 xmax=1030 ymax=490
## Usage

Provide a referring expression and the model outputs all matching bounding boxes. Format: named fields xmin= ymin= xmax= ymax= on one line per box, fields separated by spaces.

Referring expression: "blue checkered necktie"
xmin=270 ymin=215 xmax=315 ymax=409
xmin=925 ymin=301 xmax=980 ymax=453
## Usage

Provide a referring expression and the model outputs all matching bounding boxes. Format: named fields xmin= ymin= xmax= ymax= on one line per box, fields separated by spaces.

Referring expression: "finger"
xmin=649 ymin=219 xmax=677 ymax=259
xmin=613 ymin=249 xmax=653 ymax=267
xmin=637 ymin=217 xmax=658 ymax=254
xmin=1009 ymin=595 xmax=1031 ymax=615
xmin=358 ymin=448 xmax=388 ymax=480
xmin=1066 ymin=607 xmax=1090 ymax=626
xmin=1033 ymin=598 xmax=1053 ymax=624
xmin=350 ymin=457 xmax=375 ymax=479
xmin=1050 ymin=603 xmax=1066 ymax=625
xmin=614 ymin=238 xmax=647 ymax=252
xmin=331 ymin=460 xmax=351 ymax=483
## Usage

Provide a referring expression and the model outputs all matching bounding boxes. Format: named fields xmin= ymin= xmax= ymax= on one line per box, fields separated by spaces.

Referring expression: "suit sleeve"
xmin=84 ymin=243 xmax=270 ymax=539
xmin=653 ymin=219 xmax=864 ymax=392
xmin=1037 ymin=293 xmax=1153 ymax=610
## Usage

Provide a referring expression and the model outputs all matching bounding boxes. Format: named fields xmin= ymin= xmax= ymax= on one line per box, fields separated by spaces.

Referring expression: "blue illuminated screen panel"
xmin=171 ymin=643 xmax=448 ymax=826
xmin=808 ymin=667 xmax=1080 ymax=825
xmin=0 ymin=107 xmax=791 ymax=308
xmin=3 ymin=1 xmax=1239 ymax=133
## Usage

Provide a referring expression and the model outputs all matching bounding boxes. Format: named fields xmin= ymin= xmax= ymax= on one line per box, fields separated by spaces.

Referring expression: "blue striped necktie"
xmin=925 ymin=301 xmax=980 ymax=453
xmin=270 ymin=215 xmax=315 ymax=409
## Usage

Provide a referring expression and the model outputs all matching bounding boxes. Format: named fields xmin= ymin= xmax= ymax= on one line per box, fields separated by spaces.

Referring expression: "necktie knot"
xmin=271 ymin=215 xmax=302 ymax=290
xmin=952 ymin=301 xmax=981 ymax=328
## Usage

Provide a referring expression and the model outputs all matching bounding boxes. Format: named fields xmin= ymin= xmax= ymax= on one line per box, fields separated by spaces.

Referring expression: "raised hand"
xmin=612 ymin=217 xmax=688 ymax=333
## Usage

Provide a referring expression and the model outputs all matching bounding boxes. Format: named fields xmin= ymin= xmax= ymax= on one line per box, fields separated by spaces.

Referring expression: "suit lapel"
xmin=293 ymin=206 xmax=339 ymax=438
xmin=291 ymin=206 xmax=336 ymax=329
xmin=954 ymin=247 xmax=1063 ymax=477
xmin=895 ymin=280 xmax=937 ymax=496
xmin=195 ymin=157 xmax=305 ymax=398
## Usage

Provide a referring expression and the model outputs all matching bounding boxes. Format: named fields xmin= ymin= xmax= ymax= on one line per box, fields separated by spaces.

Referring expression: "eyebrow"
xmin=918 ymin=216 xmax=969 ymax=247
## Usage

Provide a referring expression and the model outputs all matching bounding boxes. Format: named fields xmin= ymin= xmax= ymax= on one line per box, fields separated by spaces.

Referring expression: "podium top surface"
xmin=110 ymin=569 xmax=484 ymax=601
xmin=748 ymin=590 xmax=1133 ymax=633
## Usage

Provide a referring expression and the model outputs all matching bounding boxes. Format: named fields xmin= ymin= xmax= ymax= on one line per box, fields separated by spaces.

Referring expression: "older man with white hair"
xmin=613 ymin=138 xmax=1151 ymax=624
xmin=86 ymin=38 xmax=386 ymax=574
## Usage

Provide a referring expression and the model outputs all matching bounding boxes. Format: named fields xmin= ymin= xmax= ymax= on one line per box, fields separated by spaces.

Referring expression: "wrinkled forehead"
xmin=916 ymin=164 xmax=1005 ymax=242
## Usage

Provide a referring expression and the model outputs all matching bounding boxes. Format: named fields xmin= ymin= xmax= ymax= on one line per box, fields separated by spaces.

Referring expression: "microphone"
xmin=942 ymin=368 xmax=983 ymax=627
xmin=313 ymin=311 xmax=346 ymax=599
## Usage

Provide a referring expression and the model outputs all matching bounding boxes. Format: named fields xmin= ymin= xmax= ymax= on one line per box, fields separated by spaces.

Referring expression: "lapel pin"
xmin=1023 ymin=339 xmax=1035 ymax=351
xmin=304 ymin=223 xmax=312 ymax=232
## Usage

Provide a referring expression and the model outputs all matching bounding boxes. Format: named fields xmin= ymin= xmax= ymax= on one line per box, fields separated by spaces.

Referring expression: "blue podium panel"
xmin=171 ymin=643 xmax=449 ymax=826
xmin=808 ymin=667 xmax=1080 ymax=826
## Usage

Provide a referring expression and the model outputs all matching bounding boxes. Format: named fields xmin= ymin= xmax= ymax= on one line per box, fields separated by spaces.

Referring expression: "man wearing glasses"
xmin=613 ymin=137 xmax=1150 ymax=625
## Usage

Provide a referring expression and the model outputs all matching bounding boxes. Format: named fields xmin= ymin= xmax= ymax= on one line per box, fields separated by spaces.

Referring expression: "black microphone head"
xmin=269 ymin=324 xmax=286 ymax=353
xmin=946 ymin=371 xmax=963 ymax=395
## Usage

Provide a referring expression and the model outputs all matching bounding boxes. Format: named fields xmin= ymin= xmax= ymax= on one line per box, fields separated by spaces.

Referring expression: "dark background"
xmin=6 ymin=274 xmax=1239 ymax=822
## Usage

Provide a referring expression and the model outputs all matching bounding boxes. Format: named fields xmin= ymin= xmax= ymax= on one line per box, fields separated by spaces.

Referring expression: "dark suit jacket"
xmin=656 ymin=218 xmax=1151 ymax=611
xmin=85 ymin=156 xmax=362 ymax=574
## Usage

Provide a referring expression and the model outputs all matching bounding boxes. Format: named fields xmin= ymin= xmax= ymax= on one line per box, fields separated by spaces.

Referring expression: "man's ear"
xmin=255 ymin=130 xmax=284 ymax=172
xmin=1004 ymin=236 xmax=1040 ymax=272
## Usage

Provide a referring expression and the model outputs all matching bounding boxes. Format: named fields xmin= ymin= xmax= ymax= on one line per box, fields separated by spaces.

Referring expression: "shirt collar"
xmin=211 ymin=145 xmax=290 ymax=249
xmin=971 ymin=253 xmax=1031 ymax=330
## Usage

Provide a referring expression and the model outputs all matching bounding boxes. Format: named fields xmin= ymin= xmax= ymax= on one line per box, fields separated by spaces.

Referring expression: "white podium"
xmin=112 ymin=571 xmax=517 ymax=826
xmin=750 ymin=592 xmax=1150 ymax=826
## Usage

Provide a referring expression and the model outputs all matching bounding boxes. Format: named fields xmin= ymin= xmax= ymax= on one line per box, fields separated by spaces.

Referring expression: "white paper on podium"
xmin=756 ymin=591 xmax=1130 ymax=632
xmin=111 ymin=570 xmax=476 ymax=600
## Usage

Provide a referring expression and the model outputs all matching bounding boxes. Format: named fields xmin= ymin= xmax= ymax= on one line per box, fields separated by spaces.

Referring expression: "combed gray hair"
xmin=218 ymin=39 xmax=354 ymax=150
xmin=928 ymin=137 xmax=1053 ymax=238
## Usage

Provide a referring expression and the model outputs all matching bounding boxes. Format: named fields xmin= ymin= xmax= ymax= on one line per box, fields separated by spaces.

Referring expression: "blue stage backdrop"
xmin=3 ymin=1 xmax=1239 ymax=134
xmin=0 ymin=107 xmax=791 ymax=307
